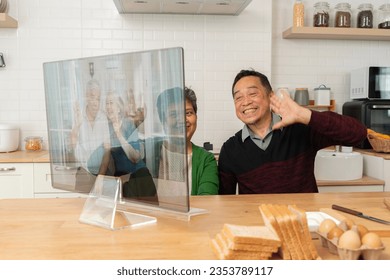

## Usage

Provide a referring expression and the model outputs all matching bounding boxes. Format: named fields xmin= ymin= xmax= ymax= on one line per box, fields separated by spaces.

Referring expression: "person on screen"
xmin=155 ymin=87 xmax=219 ymax=195
xmin=98 ymin=91 xmax=157 ymax=202
xmin=125 ymin=89 xmax=146 ymax=129
xmin=218 ymin=69 xmax=367 ymax=195
xmin=70 ymin=79 xmax=110 ymax=175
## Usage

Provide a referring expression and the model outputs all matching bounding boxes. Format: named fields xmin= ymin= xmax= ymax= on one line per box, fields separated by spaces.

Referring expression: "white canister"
xmin=0 ymin=124 xmax=19 ymax=152
xmin=314 ymin=85 xmax=331 ymax=106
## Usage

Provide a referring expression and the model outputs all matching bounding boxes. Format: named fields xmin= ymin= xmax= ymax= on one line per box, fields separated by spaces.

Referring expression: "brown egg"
xmin=338 ymin=230 xmax=362 ymax=250
xmin=339 ymin=219 xmax=355 ymax=231
xmin=342 ymin=219 xmax=355 ymax=230
xmin=362 ymin=232 xmax=383 ymax=249
xmin=327 ymin=226 xmax=344 ymax=240
xmin=356 ymin=224 xmax=369 ymax=239
xmin=318 ymin=219 xmax=337 ymax=234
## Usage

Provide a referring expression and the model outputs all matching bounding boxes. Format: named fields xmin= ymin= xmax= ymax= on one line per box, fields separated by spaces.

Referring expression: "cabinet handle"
xmin=54 ymin=166 xmax=80 ymax=171
xmin=0 ymin=167 xmax=16 ymax=172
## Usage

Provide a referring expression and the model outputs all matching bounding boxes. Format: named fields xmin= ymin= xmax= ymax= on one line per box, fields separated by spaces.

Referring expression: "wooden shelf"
xmin=0 ymin=13 xmax=18 ymax=28
xmin=283 ymin=26 xmax=390 ymax=41
xmin=305 ymin=100 xmax=335 ymax=111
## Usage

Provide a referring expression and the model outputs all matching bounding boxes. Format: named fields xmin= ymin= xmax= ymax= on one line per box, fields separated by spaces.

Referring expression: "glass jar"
xmin=357 ymin=3 xmax=373 ymax=28
xmin=293 ymin=0 xmax=305 ymax=27
xmin=24 ymin=136 xmax=43 ymax=151
xmin=334 ymin=2 xmax=352 ymax=28
xmin=378 ymin=4 xmax=390 ymax=29
xmin=313 ymin=2 xmax=330 ymax=27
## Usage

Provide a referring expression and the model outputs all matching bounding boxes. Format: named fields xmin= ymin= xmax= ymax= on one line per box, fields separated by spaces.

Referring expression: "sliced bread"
xmin=259 ymin=204 xmax=291 ymax=260
xmin=222 ymin=224 xmax=281 ymax=246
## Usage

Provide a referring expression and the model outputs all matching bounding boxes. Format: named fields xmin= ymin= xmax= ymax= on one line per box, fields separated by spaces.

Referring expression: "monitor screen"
xmin=43 ymin=47 xmax=190 ymax=212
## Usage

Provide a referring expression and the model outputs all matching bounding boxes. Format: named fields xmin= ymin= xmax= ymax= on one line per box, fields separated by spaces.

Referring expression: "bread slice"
xmin=222 ymin=224 xmax=281 ymax=246
xmin=211 ymin=238 xmax=225 ymax=260
xmin=212 ymin=236 xmax=273 ymax=260
xmin=288 ymin=204 xmax=321 ymax=260
xmin=268 ymin=204 xmax=300 ymax=260
xmin=220 ymin=231 xmax=279 ymax=253
xmin=277 ymin=204 xmax=308 ymax=260
xmin=259 ymin=204 xmax=291 ymax=260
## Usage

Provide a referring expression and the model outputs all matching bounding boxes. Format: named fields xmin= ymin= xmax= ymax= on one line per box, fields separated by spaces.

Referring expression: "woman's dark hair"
xmin=232 ymin=69 xmax=273 ymax=97
xmin=184 ymin=86 xmax=197 ymax=114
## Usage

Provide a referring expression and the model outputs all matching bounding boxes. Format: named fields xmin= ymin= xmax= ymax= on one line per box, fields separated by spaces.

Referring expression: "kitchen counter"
xmin=317 ymin=175 xmax=384 ymax=186
xmin=356 ymin=148 xmax=390 ymax=160
xmin=0 ymin=150 xmax=385 ymax=189
xmin=1 ymin=192 xmax=390 ymax=260
xmin=0 ymin=150 xmax=49 ymax=163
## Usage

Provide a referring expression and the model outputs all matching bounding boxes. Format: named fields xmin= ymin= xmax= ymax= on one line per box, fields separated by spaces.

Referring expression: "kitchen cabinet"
xmin=0 ymin=163 xmax=34 ymax=198
xmin=33 ymin=163 xmax=85 ymax=198
xmin=283 ymin=26 xmax=390 ymax=41
xmin=360 ymin=150 xmax=390 ymax=192
xmin=0 ymin=13 xmax=17 ymax=28
xmin=0 ymin=151 xmax=84 ymax=198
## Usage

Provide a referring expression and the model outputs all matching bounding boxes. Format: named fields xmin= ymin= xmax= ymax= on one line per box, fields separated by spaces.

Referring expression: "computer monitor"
xmin=43 ymin=47 xmax=191 ymax=213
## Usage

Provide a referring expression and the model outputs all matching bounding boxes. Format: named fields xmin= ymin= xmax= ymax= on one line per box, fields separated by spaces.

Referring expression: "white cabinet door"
xmin=0 ymin=163 xmax=34 ymax=198
xmin=33 ymin=163 xmax=85 ymax=198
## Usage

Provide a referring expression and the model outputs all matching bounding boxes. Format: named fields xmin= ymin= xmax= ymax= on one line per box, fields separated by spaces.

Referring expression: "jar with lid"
xmin=313 ymin=2 xmax=330 ymax=27
xmin=378 ymin=4 xmax=390 ymax=29
xmin=334 ymin=2 xmax=352 ymax=27
xmin=24 ymin=136 xmax=43 ymax=151
xmin=357 ymin=3 xmax=373 ymax=28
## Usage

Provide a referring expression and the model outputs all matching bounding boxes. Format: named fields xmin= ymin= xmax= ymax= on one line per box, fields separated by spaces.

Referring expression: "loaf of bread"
xmin=259 ymin=204 xmax=321 ymax=260
xmin=210 ymin=204 xmax=321 ymax=260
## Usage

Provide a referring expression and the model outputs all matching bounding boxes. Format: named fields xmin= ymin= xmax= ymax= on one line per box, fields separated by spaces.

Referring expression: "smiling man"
xmin=218 ymin=69 xmax=367 ymax=194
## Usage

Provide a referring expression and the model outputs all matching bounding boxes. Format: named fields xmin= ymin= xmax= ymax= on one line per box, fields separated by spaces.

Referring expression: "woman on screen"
xmin=99 ymin=91 xmax=157 ymax=201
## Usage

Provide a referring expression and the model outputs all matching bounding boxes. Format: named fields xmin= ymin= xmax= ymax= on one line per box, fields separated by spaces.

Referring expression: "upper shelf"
xmin=283 ymin=26 xmax=390 ymax=41
xmin=0 ymin=13 xmax=18 ymax=28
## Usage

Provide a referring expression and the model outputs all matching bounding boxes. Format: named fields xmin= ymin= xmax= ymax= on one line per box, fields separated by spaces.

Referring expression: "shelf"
xmin=283 ymin=26 xmax=390 ymax=41
xmin=305 ymin=100 xmax=335 ymax=111
xmin=0 ymin=13 xmax=18 ymax=28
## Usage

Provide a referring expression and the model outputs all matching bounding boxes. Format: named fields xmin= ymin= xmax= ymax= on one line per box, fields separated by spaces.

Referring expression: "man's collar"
xmin=241 ymin=113 xmax=282 ymax=141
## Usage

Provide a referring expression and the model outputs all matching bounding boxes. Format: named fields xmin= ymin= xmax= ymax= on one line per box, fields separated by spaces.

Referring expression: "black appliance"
xmin=343 ymin=100 xmax=390 ymax=148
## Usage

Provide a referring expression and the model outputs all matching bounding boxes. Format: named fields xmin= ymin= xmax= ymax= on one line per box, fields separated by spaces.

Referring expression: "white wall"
xmin=1 ymin=0 xmax=389 ymax=151
xmin=0 ymin=0 xmax=271 ymax=150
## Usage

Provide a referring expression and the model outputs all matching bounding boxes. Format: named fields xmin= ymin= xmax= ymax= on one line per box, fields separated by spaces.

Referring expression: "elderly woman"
xmin=184 ymin=87 xmax=219 ymax=195
xmin=98 ymin=91 xmax=157 ymax=201
xmin=155 ymin=87 xmax=219 ymax=195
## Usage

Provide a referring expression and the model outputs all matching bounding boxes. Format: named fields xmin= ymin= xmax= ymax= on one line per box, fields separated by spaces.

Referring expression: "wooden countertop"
xmin=0 ymin=150 xmax=49 ymax=163
xmin=317 ymin=175 xmax=384 ymax=186
xmin=355 ymin=148 xmax=390 ymax=160
xmin=0 ymin=150 xmax=383 ymax=187
xmin=1 ymin=192 xmax=390 ymax=260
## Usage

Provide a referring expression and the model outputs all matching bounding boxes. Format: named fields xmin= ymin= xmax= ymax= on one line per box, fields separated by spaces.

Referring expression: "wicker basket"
xmin=367 ymin=134 xmax=390 ymax=153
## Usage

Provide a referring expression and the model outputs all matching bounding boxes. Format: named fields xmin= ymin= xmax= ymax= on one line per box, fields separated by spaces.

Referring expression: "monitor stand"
xmin=117 ymin=200 xmax=209 ymax=222
xmin=79 ymin=175 xmax=156 ymax=230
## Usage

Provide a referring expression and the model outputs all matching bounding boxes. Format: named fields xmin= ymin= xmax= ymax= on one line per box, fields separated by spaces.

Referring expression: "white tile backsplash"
xmin=1 ymin=0 xmax=390 ymax=151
